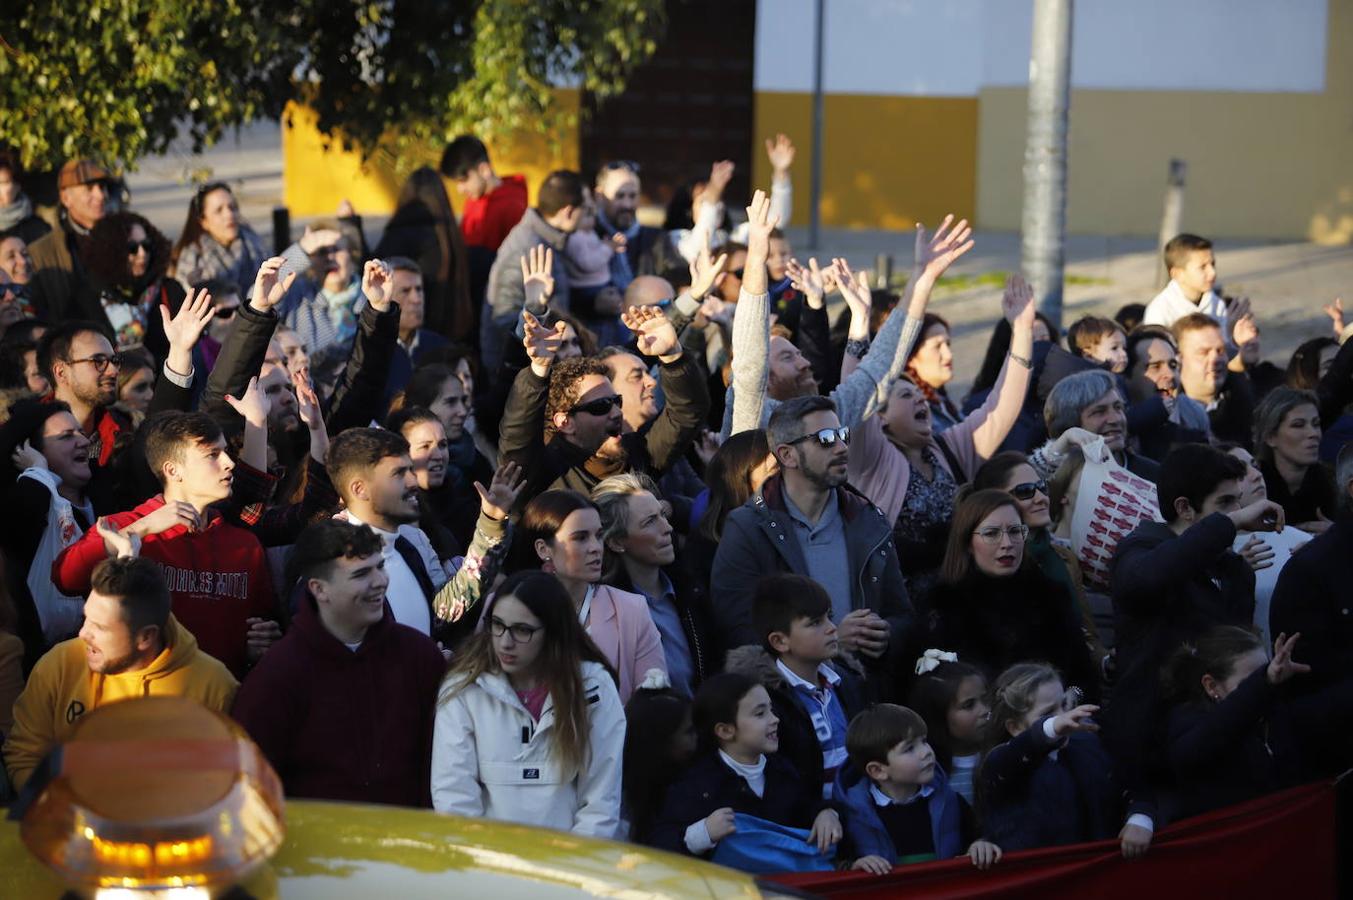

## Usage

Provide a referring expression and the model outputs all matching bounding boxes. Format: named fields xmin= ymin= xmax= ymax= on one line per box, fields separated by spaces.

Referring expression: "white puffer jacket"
xmin=431 ymin=660 xmax=625 ymax=838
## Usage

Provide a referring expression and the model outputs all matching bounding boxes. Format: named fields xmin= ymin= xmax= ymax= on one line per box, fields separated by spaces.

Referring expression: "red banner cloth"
xmin=769 ymin=782 xmax=1336 ymax=899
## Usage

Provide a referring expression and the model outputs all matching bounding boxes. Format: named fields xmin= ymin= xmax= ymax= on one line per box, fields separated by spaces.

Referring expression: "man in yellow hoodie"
xmin=3 ymin=553 xmax=237 ymax=791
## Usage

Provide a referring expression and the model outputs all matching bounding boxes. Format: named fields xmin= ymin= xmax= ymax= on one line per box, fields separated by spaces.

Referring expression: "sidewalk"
xmin=123 ymin=120 xmax=1351 ymax=396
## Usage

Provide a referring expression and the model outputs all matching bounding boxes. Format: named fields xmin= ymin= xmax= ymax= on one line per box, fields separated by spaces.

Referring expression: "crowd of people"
xmin=0 ymin=131 xmax=1349 ymax=876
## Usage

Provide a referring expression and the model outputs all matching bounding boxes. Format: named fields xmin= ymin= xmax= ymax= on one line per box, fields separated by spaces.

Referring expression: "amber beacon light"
xmin=18 ymin=696 xmax=286 ymax=896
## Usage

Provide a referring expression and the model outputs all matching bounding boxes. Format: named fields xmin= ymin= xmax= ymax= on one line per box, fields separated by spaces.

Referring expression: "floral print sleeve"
xmin=432 ymin=511 xmax=510 ymax=624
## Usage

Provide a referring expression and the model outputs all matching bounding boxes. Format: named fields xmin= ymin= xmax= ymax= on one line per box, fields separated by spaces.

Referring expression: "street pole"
xmin=1019 ymin=0 xmax=1074 ymax=331
xmin=1157 ymin=158 xmax=1187 ymax=288
xmin=808 ymin=0 xmax=825 ymax=251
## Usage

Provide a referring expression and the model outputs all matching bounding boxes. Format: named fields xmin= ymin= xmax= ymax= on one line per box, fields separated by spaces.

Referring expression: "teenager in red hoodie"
xmin=232 ymin=518 xmax=446 ymax=806
xmin=441 ymin=135 xmax=528 ymax=252
xmin=52 ymin=410 xmax=280 ymax=677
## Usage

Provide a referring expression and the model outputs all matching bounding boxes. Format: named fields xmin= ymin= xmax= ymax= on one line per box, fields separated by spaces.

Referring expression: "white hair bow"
xmin=915 ymin=649 xmax=958 ymax=676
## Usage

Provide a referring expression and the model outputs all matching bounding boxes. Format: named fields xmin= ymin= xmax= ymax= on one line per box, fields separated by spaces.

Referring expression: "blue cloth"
xmin=639 ymin=573 xmax=695 ymax=698
xmin=710 ymin=813 xmax=836 ymax=874
xmin=835 ymin=762 xmax=963 ymax=863
xmin=782 ymin=489 xmax=851 ymax=625
xmin=779 ymin=661 xmax=849 ymax=792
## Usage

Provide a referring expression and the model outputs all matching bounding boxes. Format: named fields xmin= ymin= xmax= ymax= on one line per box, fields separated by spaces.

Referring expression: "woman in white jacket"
xmin=432 ymin=570 xmax=627 ymax=838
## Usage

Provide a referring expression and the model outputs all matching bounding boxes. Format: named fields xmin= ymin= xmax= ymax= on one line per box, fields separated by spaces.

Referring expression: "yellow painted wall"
xmin=753 ymin=93 xmax=977 ymax=231
xmin=976 ymin=1 xmax=1353 ymax=242
xmin=281 ymin=91 xmax=581 ymax=219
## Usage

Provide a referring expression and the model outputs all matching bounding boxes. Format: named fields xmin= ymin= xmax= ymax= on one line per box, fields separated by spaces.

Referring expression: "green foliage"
xmin=0 ymin=0 xmax=664 ymax=172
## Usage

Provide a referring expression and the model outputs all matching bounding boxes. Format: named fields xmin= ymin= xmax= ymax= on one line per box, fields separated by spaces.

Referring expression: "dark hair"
xmin=392 ymin=363 xmax=459 ymax=414
xmin=116 ymin=347 xmax=154 ymax=396
xmin=1253 ymin=387 xmax=1320 ymax=467
xmin=940 ymin=488 xmax=1025 ymax=584
xmin=91 ymin=555 xmax=171 ymax=637
xmin=143 ymin=411 xmax=223 ymax=486
xmin=1286 ymin=337 xmax=1337 ymax=391
xmin=1164 ymin=625 xmax=1264 ymax=706
xmin=1066 ymin=316 xmax=1123 ymax=359
xmin=515 ymin=490 xmax=598 ymax=572
xmin=697 ymin=429 xmax=772 ymax=542
xmin=37 ymin=319 xmax=113 ymax=384
xmin=87 ymin=211 xmax=171 ymax=288
xmin=325 ymin=427 xmax=411 ymax=500
xmin=4 ymin=398 xmax=72 ymax=455
xmin=986 ymin=661 xmax=1061 ymax=750
xmin=170 ymin=182 xmax=235 ymax=271
xmin=440 ymin=135 xmax=490 ymax=178
xmin=1164 ymin=233 xmax=1213 ymax=272
xmin=1115 ymin=303 xmax=1147 ymax=333
xmin=1157 ymin=443 xmax=1247 ymax=523
xmin=907 ymin=313 xmax=951 ymax=365
xmin=384 ymin=405 xmax=442 ymax=438
xmin=1171 ymin=312 xmax=1222 ymax=347
xmin=971 ymin=451 xmax=1034 ymax=494
xmin=846 ymin=704 xmax=928 ymax=774
xmin=753 ymin=574 xmax=831 ymax=655
xmin=443 ymin=571 xmax=612 ymax=777
xmin=967 ymin=319 xmax=1013 ymax=402
xmin=907 ymin=660 xmax=987 ymax=772
xmin=766 ymin=394 xmax=837 ymax=450
xmin=623 ymin=686 xmax=693 ymax=843
xmin=0 ymin=146 xmax=22 ymax=180
xmin=385 ymin=255 xmax=421 ymax=277
xmin=545 ymin=356 xmax=611 ymax=441
xmin=1125 ymin=325 xmax=1176 ymax=375
xmin=692 ymin=671 xmax=763 ymax=753
xmin=193 ymin=277 xmax=242 ymax=301
xmin=537 ymin=170 xmax=585 ymax=218
xmin=286 ymin=519 xmax=384 ymax=590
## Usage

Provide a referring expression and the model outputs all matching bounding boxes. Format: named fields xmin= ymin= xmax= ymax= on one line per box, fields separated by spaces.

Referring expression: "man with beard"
xmin=710 ymin=395 xmax=912 ymax=679
xmin=1124 ymin=326 xmax=1211 ymax=460
xmin=1174 ymin=313 xmax=1256 ymax=447
xmin=327 ymin=427 xmax=513 ymax=644
xmin=498 ymin=302 xmax=708 ymax=508
xmin=3 ymin=554 xmax=237 ymax=792
xmin=593 ymin=161 xmax=680 ymax=286
xmin=1038 ymin=369 xmax=1161 ymax=482
xmin=53 ymin=411 xmax=280 ymax=678
xmin=231 ymin=519 xmax=447 ymax=806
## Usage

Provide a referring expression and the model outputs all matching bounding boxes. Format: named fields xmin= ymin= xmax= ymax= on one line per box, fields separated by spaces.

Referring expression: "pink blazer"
xmin=587 ymin=584 xmax=667 ymax=704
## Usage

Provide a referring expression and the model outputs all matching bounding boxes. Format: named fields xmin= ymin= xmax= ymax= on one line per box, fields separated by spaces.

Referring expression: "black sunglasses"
xmin=570 ymin=394 xmax=623 ymax=417
xmin=789 ymin=426 xmax=849 ymax=448
xmin=126 ymin=239 xmax=152 ymax=255
xmin=1008 ymin=480 xmax=1048 ymax=501
xmin=730 ymin=268 xmax=745 ymax=280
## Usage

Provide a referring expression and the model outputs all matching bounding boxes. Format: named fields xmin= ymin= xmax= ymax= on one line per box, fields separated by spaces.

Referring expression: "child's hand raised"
xmin=807 ymin=808 xmax=842 ymax=852
xmin=1051 ymin=704 xmax=1100 ymax=737
xmin=851 ymin=855 xmax=892 ymax=875
xmin=704 ymin=807 xmax=737 ymax=842
xmin=967 ymin=839 xmax=1002 ymax=870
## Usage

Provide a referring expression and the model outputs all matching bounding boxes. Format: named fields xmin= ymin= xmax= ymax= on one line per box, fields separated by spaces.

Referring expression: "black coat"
xmin=1260 ymin=458 xmax=1336 ymax=526
xmin=1206 ymin=372 xmax=1256 ymax=449
xmin=1270 ymin=514 xmax=1353 ymax=687
xmin=649 ymin=752 xmax=826 ymax=855
xmin=609 ymin=559 xmax=720 ymax=690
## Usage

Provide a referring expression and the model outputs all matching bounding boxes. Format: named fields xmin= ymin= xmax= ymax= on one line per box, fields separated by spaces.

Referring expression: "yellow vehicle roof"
xmin=1 ymin=798 xmax=770 ymax=899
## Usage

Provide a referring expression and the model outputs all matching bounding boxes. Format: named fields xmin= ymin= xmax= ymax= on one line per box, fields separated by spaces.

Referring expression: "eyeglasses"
xmin=569 ymin=394 xmax=623 ymax=417
xmin=489 ymin=617 xmax=542 ymax=644
xmin=126 ymin=239 xmax=152 ymax=255
xmin=1008 ymin=480 xmax=1048 ymax=501
xmin=67 ymin=352 xmax=124 ymax=373
xmin=788 ymin=426 xmax=850 ymax=449
xmin=214 ymin=305 xmax=239 ymax=321
xmin=730 ymin=268 xmax=745 ymax=280
xmin=972 ymin=524 xmax=1029 ymax=545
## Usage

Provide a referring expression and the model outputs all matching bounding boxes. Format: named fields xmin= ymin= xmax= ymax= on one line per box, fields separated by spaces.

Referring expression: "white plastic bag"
xmin=1068 ymin=438 xmax=1161 ymax=589
xmin=21 ymin=468 xmax=88 ymax=644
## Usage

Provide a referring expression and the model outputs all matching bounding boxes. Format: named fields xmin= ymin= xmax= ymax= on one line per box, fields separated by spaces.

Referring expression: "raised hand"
xmin=688 ymin=237 xmax=728 ymax=301
xmin=1323 ymin=297 xmax=1344 ymax=337
xmin=1002 ymin=273 xmax=1036 ymax=330
xmin=520 ymin=244 xmax=555 ymax=310
xmin=298 ymin=226 xmax=343 ymax=255
xmin=742 ymin=189 xmax=778 ymax=297
xmin=1051 ymin=704 xmax=1100 ymax=736
xmin=831 ymin=258 xmax=873 ymax=320
xmin=361 ymin=259 xmax=393 ymax=312
xmin=786 ymin=257 xmax=827 ymax=310
xmin=1224 ymin=296 xmax=1252 ymax=344
xmin=12 ymin=439 xmax=46 ymax=472
xmin=622 ymin=304 xmax=681 ymax=360
xmin=693 ymin=429 xmax=723 ymax=467
xmin=224 ymin=375 xmax=271 ymax=429
xmin=474 ymin=461 xmax=526 ymax=522
xmin=251 ymin=256 xmax=298 ymax=312
xmin=703 ymin=160 xmax=735 ymax=206
xmin=522 ymin=310 xmax=566 ymax=372
xmin=294 ymin=371 xmax=323 ymax=431
xmin=96 ymin=517 xmax=142 ymax=559
xmin=161 ymin=287 xmax=216 ymax=354
xmin=765 ymin=133 xmax=796 ymax=178
xmin=1267 ymin=632 xmax=1312 ymax=685
xmin=914 ymin=214 xmax=975 ymax=284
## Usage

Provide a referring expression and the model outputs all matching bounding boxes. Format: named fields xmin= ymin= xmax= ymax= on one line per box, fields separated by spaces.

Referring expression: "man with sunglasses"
xmin=593 ymin=160 xmax=679 ymax=288
xmin=232 ymin=518 xmax=447 ymax=807
xmin=712 ymin=394 xmax=912 ymax=687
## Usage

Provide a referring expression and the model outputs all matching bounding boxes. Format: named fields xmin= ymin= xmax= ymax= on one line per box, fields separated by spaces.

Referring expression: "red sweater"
xmin=460 ymin=174 xmax=527 ymax=250
xmin=52 ymin=495 xmax=275 ymax=677
xmin=231 ymin=597 xmax=446 ymax=806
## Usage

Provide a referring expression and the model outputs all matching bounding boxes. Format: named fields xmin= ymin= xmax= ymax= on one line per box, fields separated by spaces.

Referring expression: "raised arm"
xmin=766 ymin=133 xmax=796 ymax=226
xmin=727 ymin=189 xmax=778 ymax=436
xmin=621 ymin=305 xmax=710 ymax=474
xmin=326 ymin=260 xmax=399 ymax=434
xmin=204 ymin=257 xmax=293 ymax=425
xmin=964 ymin=275 xmax=1036 ymax=459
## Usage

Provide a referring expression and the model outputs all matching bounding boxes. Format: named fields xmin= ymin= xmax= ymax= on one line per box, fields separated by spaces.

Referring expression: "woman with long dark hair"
xmin=83 ymin=211 xmax=186 ymax=360
xmin=170 ymin=182 xmax=266 ymax=294
xmin=1253 ymin=387 xmax=1334 ymax=531
xmin=432 ymin=571 xmax=625 ymax=837
xmin=375 ymin=166 xmax=472 ymax=340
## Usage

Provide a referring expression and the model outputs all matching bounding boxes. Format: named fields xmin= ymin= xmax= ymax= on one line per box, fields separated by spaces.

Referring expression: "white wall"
xmin=755 ymin=0 xmax=1328 ymax=95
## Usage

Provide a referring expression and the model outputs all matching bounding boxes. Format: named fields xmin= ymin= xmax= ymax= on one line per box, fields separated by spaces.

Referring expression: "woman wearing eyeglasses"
xmin=915 ymin=488 xmax=1098 ymax=700
xmin=432 ymin=570 xmax=626 ymax=837
xmin=83 ymin=211 xmax=187 ymax=358
xmin=972 ymin=451 xmax=1111 ymax=679
xmin=516 ymin=489 xmax=668 ymax=704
